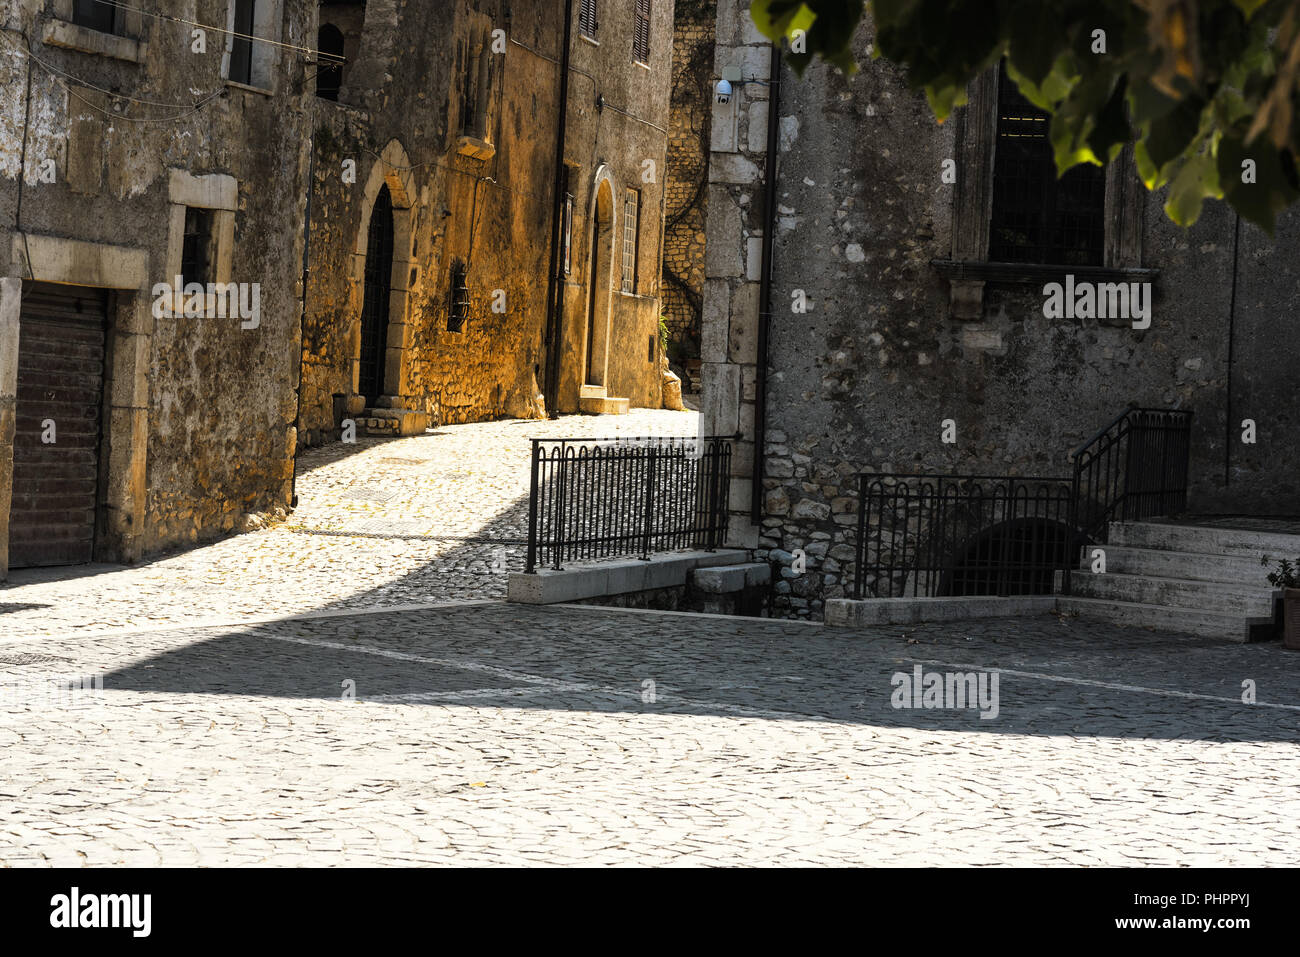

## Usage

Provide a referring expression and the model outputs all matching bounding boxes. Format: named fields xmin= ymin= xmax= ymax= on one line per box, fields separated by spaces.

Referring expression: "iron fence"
xmin=525 ymin=435 xmax=732 ymax=573
xmin=1064 ymin=407 xmax=1193 ymax=592
xmin=852 ymin=474 xmax=1077 ymax=599
xmin=851 ymin=408 xmax=1194 ymax=600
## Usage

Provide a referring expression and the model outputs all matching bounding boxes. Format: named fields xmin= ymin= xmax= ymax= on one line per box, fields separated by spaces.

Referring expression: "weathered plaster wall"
xmin=0 ymin=0 xmax=314 ymax=561
xmin=704 ymin=1 xmax=1300 ymax=619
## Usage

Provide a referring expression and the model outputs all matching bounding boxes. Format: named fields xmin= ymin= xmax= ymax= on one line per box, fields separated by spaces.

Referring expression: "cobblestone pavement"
xmin=0 ymin=409 xmax=697 ymax=639
xmin=1 ymin=602 xmax=1297 ymax=866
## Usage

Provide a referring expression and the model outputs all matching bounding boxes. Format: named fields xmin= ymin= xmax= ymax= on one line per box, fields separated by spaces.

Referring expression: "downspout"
xmin=1223 ymin=210 xmax=1241 ymax=491
xmin=542 ymin=0 xmax=576 ymax=417
xmin=751 ymin=44 xmax=781 ymax=522
xmin=292 ymin=128 xmax=314 ymax=509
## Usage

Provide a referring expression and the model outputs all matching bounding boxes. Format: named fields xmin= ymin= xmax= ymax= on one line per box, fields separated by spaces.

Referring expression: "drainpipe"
xmin=542 ymin=0 xmax=575 ymax=417
xmin=750 ymin=44 xmax=781 ymax=522
xmin=1223 ymin=211 xmax=1241 ymax=492
xmin=292 ymin=128 xmax=315 ymax=509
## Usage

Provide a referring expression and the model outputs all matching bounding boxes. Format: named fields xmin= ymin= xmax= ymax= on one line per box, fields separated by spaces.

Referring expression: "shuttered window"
xmin=622 ymin=189 xmax=639 ymax=294
xmin=578 ymin=0 xmax=598 ymax=39
xmin=633 ymin=0 xmax=651 ymax=64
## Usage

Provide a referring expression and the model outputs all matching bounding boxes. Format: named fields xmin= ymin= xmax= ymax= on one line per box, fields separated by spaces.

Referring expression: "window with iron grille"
xmin=633 ymin=0 xmax=651 ymax=63
xmin=622 ymin=189 xmax=639 ymax=294
xmin=72 ymin=0 xmax=118 ymax=33
xmin=578 ymin=0 xmax=598 ymax=39
xmin=988 ymin=68 xmax=1105 ymax=266
xmin=181 ymin=208 xmax=215 ymax=287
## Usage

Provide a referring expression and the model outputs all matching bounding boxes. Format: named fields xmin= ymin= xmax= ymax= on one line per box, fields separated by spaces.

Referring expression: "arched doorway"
xmin=316 ymin=24 xmax=344 ymax=100
xmin=359 ymin=184 xmax=393 ymax=406
xmin=585 ymin=177 xmax=615 ymax=388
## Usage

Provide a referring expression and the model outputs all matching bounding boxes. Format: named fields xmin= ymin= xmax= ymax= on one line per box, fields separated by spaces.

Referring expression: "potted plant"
xmin=1262 ymin=557 xmax=1300 ymax=650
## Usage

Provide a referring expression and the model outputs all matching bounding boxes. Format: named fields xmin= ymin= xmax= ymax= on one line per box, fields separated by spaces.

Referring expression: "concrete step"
xmin=1055 ymin=596 xmax=1275 ymax=643
xmin=1082 ymin=545 xmax=1269 ymax=585
xmin=1068 ymin=572 xmax=1278 ymax=616
xmin=579 ymin=395 xmax=630 ymax=415
xmin=1110 ymin=522 xmax=1300 ymax=559
xmin=692 ymin=562 xmax=771 ymax=594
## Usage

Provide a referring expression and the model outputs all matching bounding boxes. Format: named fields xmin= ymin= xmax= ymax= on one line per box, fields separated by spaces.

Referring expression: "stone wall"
xmin=703 ymin=1 xmax=1300 ymax=619
xmin=299 ymin=0 xmax=675 ymax=445
xmin=661 ymin=1 xmax=717 ymax=370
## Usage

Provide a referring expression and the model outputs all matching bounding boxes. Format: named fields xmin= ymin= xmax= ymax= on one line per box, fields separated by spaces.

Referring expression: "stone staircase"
xmin=1056 ymin=521 xmax=1294 ymax=642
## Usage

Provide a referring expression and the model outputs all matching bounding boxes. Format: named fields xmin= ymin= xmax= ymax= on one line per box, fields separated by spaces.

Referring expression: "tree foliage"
xmin=750 ymin=0 xmax=1300 ymax=231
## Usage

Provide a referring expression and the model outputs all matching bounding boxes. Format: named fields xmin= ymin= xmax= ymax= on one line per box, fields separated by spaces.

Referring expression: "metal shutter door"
xmin=10 ymin=282 xmax=109 ymax=568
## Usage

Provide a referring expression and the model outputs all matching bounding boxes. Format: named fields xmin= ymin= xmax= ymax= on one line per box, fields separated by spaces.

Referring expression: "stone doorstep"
xmin=692 ymin=562 xmax=772 ymax=594
xmin=507 ymin=549 xmax=749 ymax=604
xmin=362 ymin=408 xmax=429 ymax=436
xmin=578 ymin=395 xmax=630 ymax=415
xmin=825 ymin=596 xmax=1058 ymax=628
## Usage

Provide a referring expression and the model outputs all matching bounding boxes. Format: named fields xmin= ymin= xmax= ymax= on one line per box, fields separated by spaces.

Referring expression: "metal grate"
xmin=989 ymin=68 xmax=1105 ymax=266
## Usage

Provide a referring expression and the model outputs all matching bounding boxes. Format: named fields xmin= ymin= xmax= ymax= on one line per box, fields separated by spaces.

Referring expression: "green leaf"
xmin=1163 ymin=150 xmax=1222 ymax=227
xmin=1217 ymin=135 xmax=1300 ymax=234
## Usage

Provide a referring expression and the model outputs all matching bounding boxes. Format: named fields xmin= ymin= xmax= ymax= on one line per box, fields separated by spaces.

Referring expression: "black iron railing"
xmin=852 ymin=408 xmax=1194 ymax=600
xmin=852 ymin=474 xmax=1076 ymax=599
xmin=525 ymin=436 xmax=732 ymax=573
xmin=1063 ymin=407 xmax=1193 ymax=593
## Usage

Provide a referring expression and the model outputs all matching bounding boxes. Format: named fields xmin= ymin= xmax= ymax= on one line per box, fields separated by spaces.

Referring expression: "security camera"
xmin=715 ymin=79 xmax=732 ymax=104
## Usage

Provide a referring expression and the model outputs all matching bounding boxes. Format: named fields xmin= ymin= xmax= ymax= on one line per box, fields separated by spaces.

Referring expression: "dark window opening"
xmin=448 ymin=263 xmax=470 ymax=333
xmin=71 ymin=0 xmax=118 ymax=33
xmin=316 ymin=24 xmax=345 ymax=100
xmin=359 ymin=186 xmax=394 ymax=405
xmin=578 ymin=0 xmax=599 ymax=39
xmin=633 ymin=0 xmax=651 ymax=63
xmin=989 ymin=68 xmax=1105 ymax=266
xmin=181 ymin=208 xmax=214 ymax=287
xmin=229 ymin=0 xmax=257 ymax=86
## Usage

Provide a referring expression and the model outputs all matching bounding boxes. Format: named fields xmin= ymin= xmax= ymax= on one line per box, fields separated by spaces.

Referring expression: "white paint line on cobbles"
xmin=551 ymin=603 xmax=825 ymax=625
xmin=910 ymin=656 xmax=1300 ymax=713
xmin=265 ymin=632 xmax=827 ymax=722
xmin=0 ymin=600 xmax=500 ymax=648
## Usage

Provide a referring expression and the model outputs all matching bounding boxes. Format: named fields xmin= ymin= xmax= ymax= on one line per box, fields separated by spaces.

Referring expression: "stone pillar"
xmin=0 ymin=277 xmax=20 ymax=580
xmin=701 ymin=0 xmax=772 ymax=550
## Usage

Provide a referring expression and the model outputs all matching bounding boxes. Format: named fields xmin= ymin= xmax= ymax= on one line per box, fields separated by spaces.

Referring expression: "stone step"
xmin=692 ymin=562 xmax=771 ymax=594
xmin=1081 ymin=545 xmax=1269 ymax=585
xmin=1109 ymin=522 xmax=1300 ymax=559
xmin=579 ymin=395 xmax=630 ymax=415
xmin=1067 ymin=572 xmax=1278 ymax=616
xmin=1055 ymin=596 xmax=1275 ymax=643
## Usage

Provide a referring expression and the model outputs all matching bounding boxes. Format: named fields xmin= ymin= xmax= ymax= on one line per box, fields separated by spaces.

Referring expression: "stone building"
xmin=702 ymin=1 xmax=1300 ymax=620
xmin=297 ymin=0 xmax=676 ymax=443
xmin=0 ymin=0 xmax=677 ymax=577
xmin=0 ymin=0 xmax=315 ymax=577
xmin=660 ymin=0 xmax=715 ymax=389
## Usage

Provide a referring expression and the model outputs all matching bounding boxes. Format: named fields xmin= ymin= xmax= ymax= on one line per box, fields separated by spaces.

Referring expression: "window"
xmin=988 ymin=69 xmax=1105 ymax=266
xmin=578 ymin=0 xmax=598 ymax=39
xmin=181 ymin=208 xmax=215 ymax=287
xmin=316 ymin=24 xmax=345 ymax=100
xmin=71 ymin=0 xmax=117 ymax=33
xmin=448 ymin=262 xmax=469 ymax=332
xmin=622 ymin=189 xmax=640 ymax=294
xmin=228 ymin=0 xmax=256 ymax=86
xmin=633 ymin=0 xmax=651 ymax=64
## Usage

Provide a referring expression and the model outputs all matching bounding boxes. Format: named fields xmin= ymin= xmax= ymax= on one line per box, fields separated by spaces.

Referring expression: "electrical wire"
xmin=86 ymin=0 xmax=345 ymax=62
